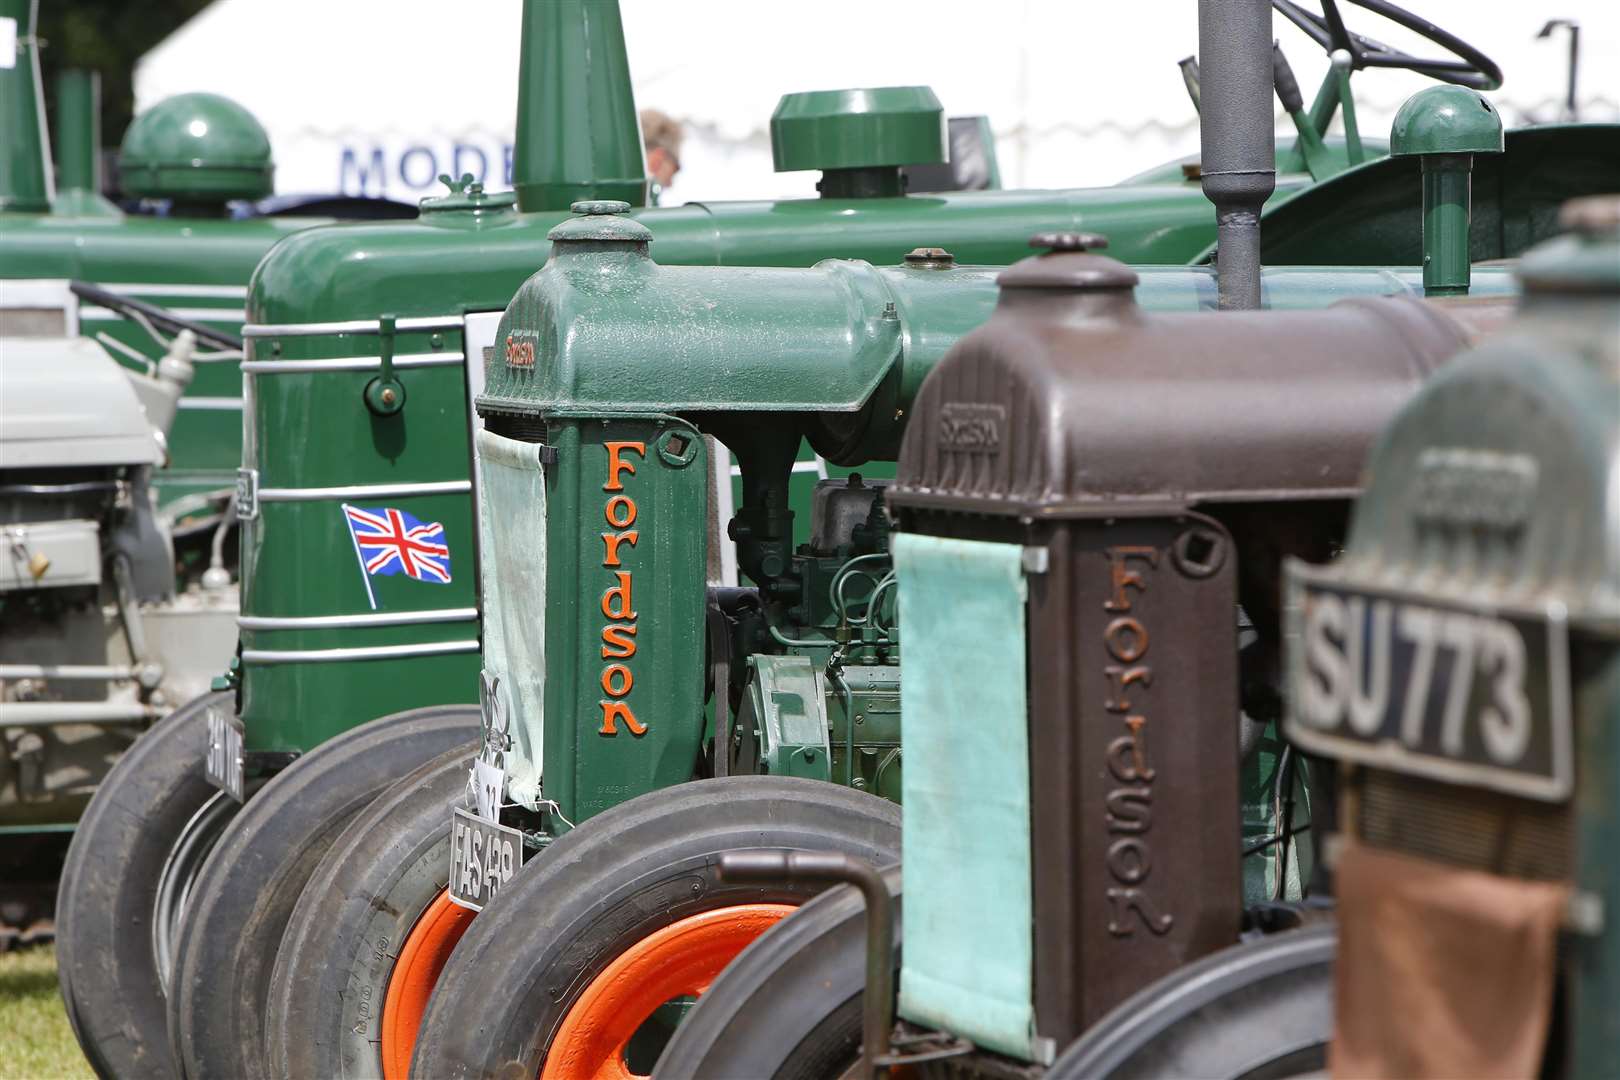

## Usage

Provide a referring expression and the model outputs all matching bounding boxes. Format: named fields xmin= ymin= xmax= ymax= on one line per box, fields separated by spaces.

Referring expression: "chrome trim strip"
xmin=255 ymin=479 xmax=472 ymax=503
xmin=100 ymin=283 xmax=248 ymax=300
xmin=239 ymin=607 xmax=479 ymax=631
xmin=243 ymin=315 xmax=463 ymax=338
xmin=178 ymin=397 xmax=245 ymax=410
xmin=82 ymin=305 xmax=246 ymax=323
xmin=241 ymin=352 xmax=464 ymax=375
xmin=242 ymin=640 xmax=481 ymax=665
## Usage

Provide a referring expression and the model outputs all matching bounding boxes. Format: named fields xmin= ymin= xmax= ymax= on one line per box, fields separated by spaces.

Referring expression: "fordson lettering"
xmin=1102 ymin=546 xmax=1173 ymax=937
xmin=599 ymin=441 xmax=647 ymax=736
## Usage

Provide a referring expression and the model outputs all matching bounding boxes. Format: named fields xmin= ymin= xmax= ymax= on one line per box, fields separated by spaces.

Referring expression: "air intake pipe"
xmin=1198 ymin=0 xmax=1275 ymax=310
xmin=511 ymin=0 xmax=648 ymax=212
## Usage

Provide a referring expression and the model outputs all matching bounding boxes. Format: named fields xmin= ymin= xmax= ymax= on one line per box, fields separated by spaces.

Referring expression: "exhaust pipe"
xmin=0 ymin=0 xmax=53 ymax=213
xmin=1198 ymin=0 xmax=1275 ymax=310
xmin=512 ymin=0 xmax=648 ymax=212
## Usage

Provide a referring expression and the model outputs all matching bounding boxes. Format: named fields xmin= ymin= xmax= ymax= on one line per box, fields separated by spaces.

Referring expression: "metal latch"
xmin=235 ymin=468 xmax=259 ymax=521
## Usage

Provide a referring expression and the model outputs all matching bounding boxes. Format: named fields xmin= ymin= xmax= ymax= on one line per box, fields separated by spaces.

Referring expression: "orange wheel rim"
xmin=381 ymin=888 xmax=477 ymax=1080
xmin=541 ymin=903 xmax=795 ymax=1080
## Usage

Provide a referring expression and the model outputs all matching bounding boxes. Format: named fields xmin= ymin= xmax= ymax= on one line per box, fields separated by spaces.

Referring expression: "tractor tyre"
xmin=1048 ymin=924 xmax=1337 ymax=1080
xmin=167 ymin=704 xmax=479 ymax=1080
xmin=55 ymin=690 xmax=237 ymax=1080
xmin=655 ymin=866 xmax=903 ymax=1080
xmin=266 ymin=739 xmax=480 ymax=1080
xmin=410 ymin=777 xmax=902 ymax=1080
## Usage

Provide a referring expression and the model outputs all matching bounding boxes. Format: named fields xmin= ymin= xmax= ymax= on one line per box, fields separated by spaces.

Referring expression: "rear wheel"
xmin=265 ymin=740 xmax=480 ymax=1080
xmin=1048 ymin=924 xmax=1337 ymax=1080
xmin=167 ymin=704 xmax=478 ymax=1080
xmin=410 ymin=777 xmax=903 ymax=1080
xmin=55 ymin=690 xmax=235 ymax=1080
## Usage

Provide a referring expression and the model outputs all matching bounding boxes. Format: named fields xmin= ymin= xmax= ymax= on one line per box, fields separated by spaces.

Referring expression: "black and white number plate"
xmin=1286 ymin=570 xmax=1573 ymax=802
xmin=448 ymin=806 xmax=525 ymax=912
xmin=204 ymin=703 xmax=245 ymax=803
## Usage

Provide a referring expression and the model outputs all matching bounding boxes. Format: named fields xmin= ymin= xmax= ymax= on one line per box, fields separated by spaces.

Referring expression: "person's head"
xmin=641 ymin=108 xmax=684 ymax=189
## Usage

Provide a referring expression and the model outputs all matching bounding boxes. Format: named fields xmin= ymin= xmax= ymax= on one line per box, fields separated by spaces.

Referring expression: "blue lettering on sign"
xmin=452 ymin=143 xmax=488 ymax=185
xmin=399 ymin=146 xmax=440 ymax=189
xmin=503 ymin=144 xmax=514 ymax=187
xmin=340 ymin=146 xmax=387 ymax=197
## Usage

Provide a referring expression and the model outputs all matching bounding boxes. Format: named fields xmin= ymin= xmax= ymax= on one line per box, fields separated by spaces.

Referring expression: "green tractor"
xmin=46 ymin=0 xmax=1613 ymax=1074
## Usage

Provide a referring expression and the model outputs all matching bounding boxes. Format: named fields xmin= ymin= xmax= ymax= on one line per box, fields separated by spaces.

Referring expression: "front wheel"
xmin=411 ymin=777 xmax=903 ymax=1080
xmin=55 ymin=691 xmax=236 ymax=1080
xmin=1048 ymin=924 xmax=1337 ymax=1080
xmin=266 ymin=740 xmax=480 ymax=1080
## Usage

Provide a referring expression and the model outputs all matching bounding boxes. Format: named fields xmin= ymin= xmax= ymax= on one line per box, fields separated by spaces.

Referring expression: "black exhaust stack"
xmin=1198 ymin=0 xmax=1275 ymax=310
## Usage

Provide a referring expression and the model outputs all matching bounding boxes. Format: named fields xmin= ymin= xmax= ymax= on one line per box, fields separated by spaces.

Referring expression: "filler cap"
xmin=771 ymin=86 xmax=947 ymax=173
xmin=1390 ymin=85 xmax=1504 ymax=157
xmin=997 ymin=232 xmax=1140 ymax=292
xmin=546 ymin=199 xmax=653 ymax=245
xmin=120 ymin=92 xmax=274 ymax=201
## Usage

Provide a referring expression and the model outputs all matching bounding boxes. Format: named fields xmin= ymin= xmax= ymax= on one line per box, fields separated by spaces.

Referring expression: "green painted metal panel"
xmin=893 ymin=532 xmax=1038 ymax=1061
xmin=518 ymin=416 xmax=709 ymax=824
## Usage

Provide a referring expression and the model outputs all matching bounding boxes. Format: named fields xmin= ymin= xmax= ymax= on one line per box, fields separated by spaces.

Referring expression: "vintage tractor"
xmin=1020 ymin=196 xmax=1620 ymax=1080
xmin=0 ymin=280 xmax=233 ymax=943
xmin=47 ymin=0 xmax=1606 ymax=1074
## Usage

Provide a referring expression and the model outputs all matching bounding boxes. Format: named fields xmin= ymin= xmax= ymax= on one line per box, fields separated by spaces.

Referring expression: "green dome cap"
xmin=771 ymin=86 xmax=947 ymax=173
xmin=120 ymin=92 xmax=274 ymax=201
xmin=1390 ymin=85 xmax=1504 ymax=157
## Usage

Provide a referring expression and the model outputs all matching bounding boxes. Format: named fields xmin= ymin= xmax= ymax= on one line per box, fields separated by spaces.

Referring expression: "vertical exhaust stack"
xmin=55 ymin=70 xmax=100 ymax=194
xmin=53 ymin=69 xmax=119 ymax=217
xmin=0 ymin=0 xmax=54 ymax=213
xmin=1198 ymin=0 xmax=1275 ymax=310
xmin=512 ymin=0 xmax=648 ymax=213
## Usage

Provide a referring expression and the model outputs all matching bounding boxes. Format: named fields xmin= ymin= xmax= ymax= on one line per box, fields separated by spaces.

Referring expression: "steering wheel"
xmin=1273 ymin=0 xmax=1502 ymax=91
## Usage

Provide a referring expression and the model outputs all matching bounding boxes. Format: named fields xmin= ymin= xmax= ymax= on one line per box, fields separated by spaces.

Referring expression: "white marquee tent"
xmin=134 ymin=0 xmax=1619 ymax=205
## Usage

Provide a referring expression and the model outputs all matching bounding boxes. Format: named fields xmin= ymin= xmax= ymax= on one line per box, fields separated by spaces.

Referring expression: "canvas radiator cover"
xmin=475 ymin=429 xmax=547 ymax=810
xmin=893 ymin=532 xmax=1041 ymax=1061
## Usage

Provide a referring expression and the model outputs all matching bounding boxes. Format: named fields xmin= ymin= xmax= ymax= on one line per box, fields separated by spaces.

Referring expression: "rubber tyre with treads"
xmin=55 ymin=691 xmax=235 ymax=1080
xmin=654 ymin=866 xmax=902 ymax=1080
xmin=167 ymin=704 xmax=479 ymax=1080
xmin=1049 ymin=924 xmax=1337 ymax=1080
xmin=266 ymin=740 xmax=479 ymax=1079
xmin=410 ymin=777 xmax=903 ymax=1080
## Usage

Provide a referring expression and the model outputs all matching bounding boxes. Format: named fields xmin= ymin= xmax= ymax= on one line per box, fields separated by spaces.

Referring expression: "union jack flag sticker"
xmin=340 ymin=504 xmax=452 ymax=609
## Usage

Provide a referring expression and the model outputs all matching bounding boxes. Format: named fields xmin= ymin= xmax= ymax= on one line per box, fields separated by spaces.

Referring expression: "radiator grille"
xmin=1357 ymin=768 xmax=1574 ymax=882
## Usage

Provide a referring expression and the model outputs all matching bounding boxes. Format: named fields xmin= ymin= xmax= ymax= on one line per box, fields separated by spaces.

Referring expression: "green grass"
xmin=0 ymin=945 xmax=92 ymax=1080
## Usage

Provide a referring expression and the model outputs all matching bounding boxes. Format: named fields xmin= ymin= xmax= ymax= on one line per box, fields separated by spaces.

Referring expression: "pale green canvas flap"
xmin=892 ymin=533 xmax=1039 ymax=1060
xmin=475 ymin=429 xmax=546 ymax=810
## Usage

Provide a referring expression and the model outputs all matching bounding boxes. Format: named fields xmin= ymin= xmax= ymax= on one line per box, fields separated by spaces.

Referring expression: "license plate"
xmin=1285 ymin=570 xmax=1572 ymax=802
xmin=204 ymin=704 xmax=245 ymax=803
xmin=448 ymin=806 xmax=525 ymax=912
